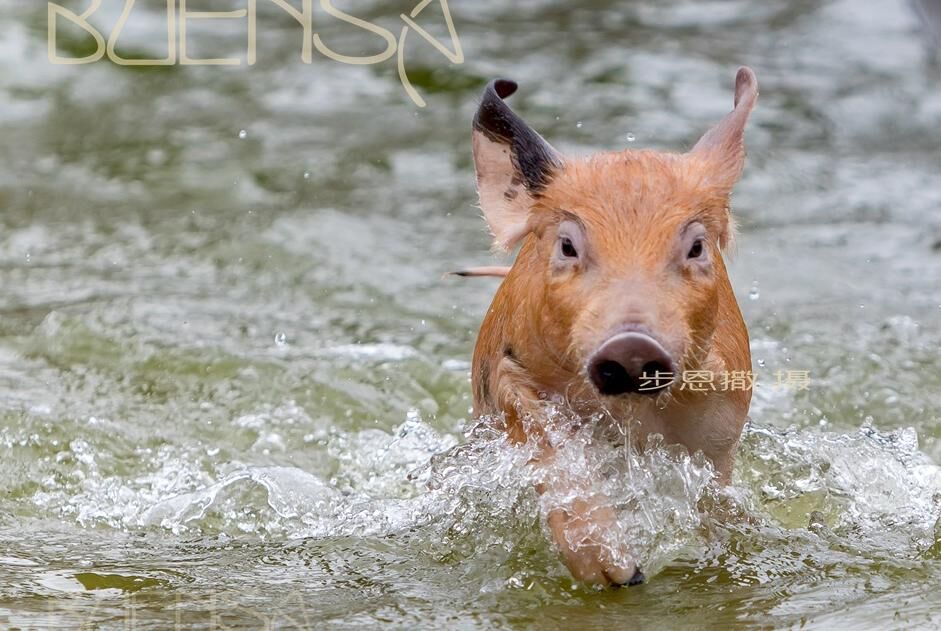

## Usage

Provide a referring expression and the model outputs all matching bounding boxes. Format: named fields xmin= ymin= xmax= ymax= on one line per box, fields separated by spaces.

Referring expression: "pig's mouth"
xmin=586 ymin=331 xmax=676 ymax=397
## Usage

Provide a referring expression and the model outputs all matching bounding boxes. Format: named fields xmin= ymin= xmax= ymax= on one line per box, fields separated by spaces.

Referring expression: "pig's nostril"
xmin=593 ymin=360 xmax=632 ymax=395
xmin=587 ymin=332 xmax=675 ymax=396
xmin=642 ymin=360 xmax=670 ymax=379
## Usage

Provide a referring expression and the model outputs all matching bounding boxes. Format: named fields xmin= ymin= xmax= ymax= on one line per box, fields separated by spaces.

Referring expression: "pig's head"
xmin=472 ymin=68 xmax=758 ymax=400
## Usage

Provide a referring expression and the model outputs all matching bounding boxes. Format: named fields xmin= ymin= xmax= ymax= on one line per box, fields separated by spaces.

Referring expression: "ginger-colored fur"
xmin=467 ymin=68 xmax=758 ymax=586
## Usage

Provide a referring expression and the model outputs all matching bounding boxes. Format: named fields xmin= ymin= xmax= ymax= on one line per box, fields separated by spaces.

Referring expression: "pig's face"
xmin=530 ymin=153 xmax=732 ymax=396
xmin=471 ymin=68 xmax=757 ymax=399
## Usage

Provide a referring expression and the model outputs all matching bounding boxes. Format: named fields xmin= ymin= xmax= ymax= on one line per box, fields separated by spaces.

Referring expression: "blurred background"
xmin=1 ymin=1 xmax=940 ymax=629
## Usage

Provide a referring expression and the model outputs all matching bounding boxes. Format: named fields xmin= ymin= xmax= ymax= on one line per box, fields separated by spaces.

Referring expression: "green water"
xmin=1 ymin=0 xmax=941 ymax=628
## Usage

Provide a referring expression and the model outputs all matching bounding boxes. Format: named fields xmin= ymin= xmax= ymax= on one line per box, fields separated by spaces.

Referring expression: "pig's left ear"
xmin=690 ymin=67 xmax=759 ymax=190
xmin=473 ymin=80 xmax=563 ymax=251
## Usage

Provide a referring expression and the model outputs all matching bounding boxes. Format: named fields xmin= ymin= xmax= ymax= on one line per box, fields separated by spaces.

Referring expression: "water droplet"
xmin=238 ymin=129 xmax=248 ymax=139
xmin=626 ymin=132 xmax=636 ymax=142
xmin=748 ymin=282 xmax=760 ymax=301
xmin=576 ymin=121 xmax=583 ymax=129
xmin=274 ymin=332 xmax=287 ymax=346
xmin=303 ymin=171 xmax=311 ymax=180
xmin=146 ymin=148 xmax=167 ymax=166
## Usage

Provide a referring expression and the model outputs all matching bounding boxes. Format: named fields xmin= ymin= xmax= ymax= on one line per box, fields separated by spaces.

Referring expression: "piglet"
xmin=466 ymin=68 xmax=758 ymax=587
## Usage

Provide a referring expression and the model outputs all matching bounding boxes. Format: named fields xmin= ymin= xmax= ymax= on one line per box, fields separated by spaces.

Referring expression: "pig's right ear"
xmin=473 ymin=80 xmax=563 ymax=252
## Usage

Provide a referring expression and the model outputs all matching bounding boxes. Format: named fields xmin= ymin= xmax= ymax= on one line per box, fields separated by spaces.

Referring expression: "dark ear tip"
xmin=492 ymin=79 xmax=518 ymax=100
xmin=475 ymin=79 xmax=522 ymax=136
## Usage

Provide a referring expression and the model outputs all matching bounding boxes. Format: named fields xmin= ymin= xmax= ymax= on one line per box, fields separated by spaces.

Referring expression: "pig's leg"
xmin=544 ymin=496 xmax=640 ymax=587
xmin=492 ymin=357 xmax=639 ymax=587
xmin=534 ymin=451 xmax=640 ymax=587
xmin=491 ymin=355 xmax=543 ymax=444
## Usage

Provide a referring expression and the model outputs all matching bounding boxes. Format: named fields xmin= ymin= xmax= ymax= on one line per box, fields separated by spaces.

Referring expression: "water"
xmin=2 ymin=0 xmax=941 ymax=628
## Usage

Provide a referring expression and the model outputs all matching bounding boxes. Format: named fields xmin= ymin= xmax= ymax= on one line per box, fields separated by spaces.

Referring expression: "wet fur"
xmin=465 ymin=68 xmax=758 ymax=587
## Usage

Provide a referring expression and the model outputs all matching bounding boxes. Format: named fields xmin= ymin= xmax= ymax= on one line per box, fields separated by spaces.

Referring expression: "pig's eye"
xmin=560 ymin=237 xmax=579 ymax=259
xmin=687 ymin=239 xmax=704 ymax=260
xmin=553 ymin=219 xmax=586 ymax=270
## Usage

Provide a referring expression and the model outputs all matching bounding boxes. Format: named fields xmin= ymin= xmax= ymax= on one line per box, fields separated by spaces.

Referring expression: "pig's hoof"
xmin=627 ymin=568 xmax=645 ymax=586
xmin=610 ymin=567 xmax=645 ymax=588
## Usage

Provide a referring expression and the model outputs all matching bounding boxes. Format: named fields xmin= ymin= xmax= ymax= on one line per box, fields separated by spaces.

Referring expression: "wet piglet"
xmin=466 ymin=69 xmax=758 ymax=587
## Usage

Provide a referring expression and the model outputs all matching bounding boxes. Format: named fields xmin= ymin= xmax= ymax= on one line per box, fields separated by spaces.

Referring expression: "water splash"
xmin=737 ymin=422 xmax=941 ymax=551
xmin=23 ymin=404 xmax=941 ymax=586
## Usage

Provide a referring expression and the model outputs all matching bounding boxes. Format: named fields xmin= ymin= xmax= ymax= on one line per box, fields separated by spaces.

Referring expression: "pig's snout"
xmin=587 ymin=332 xmax=675 ymax=396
